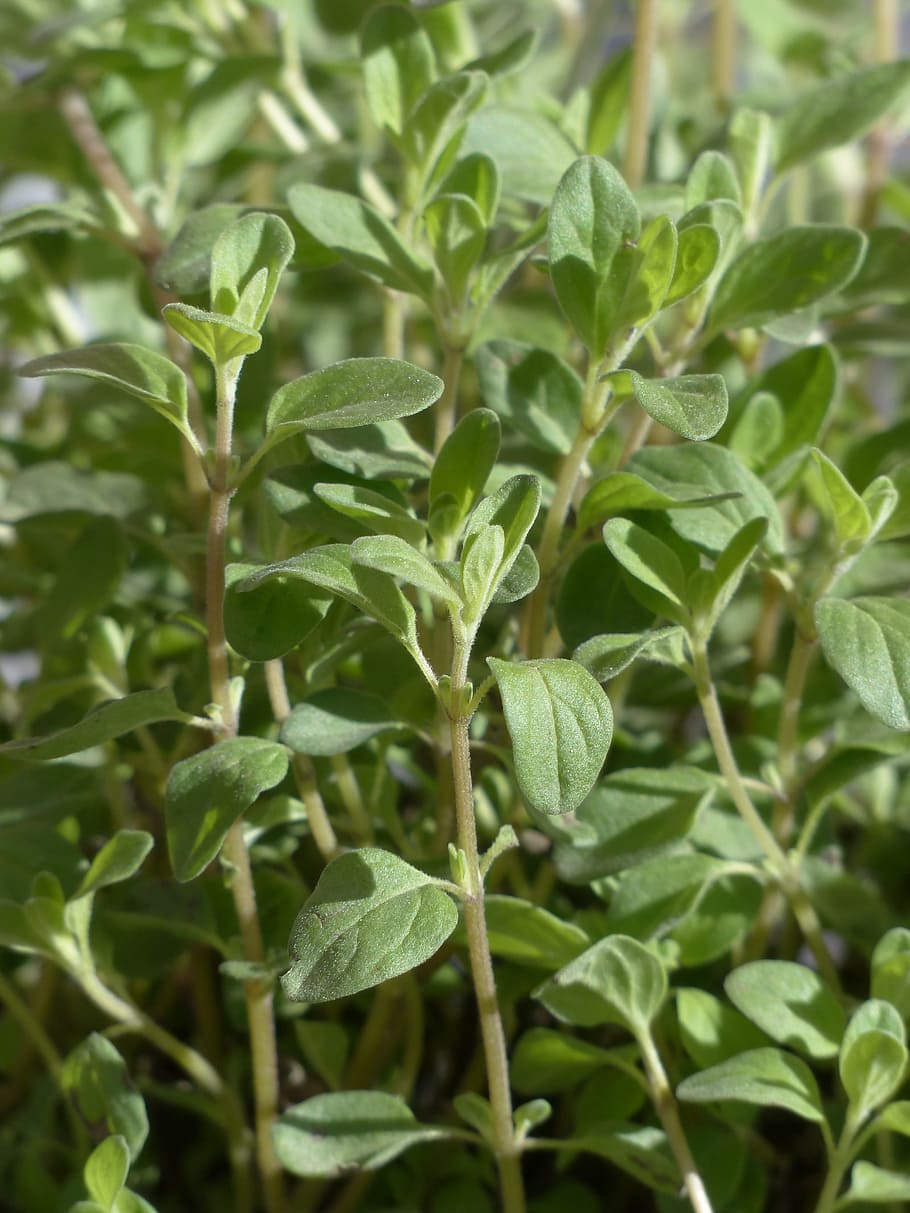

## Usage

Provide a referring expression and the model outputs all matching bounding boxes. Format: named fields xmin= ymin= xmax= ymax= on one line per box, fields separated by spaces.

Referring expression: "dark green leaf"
xmin=280 ymin=689 xmax=402 ymax=756
xmin=602 ymin=517 xmax=690 ymax=623
xmin=224 ymin=562 xmax=331 ymax=662
xmin=474 ymin=342 xmax=581 ymax=457
xmin=480 ymin=895 xmax=589 ymax=969
xmin=0 ymin=689 xmax=187 ymax=761
xmin=63 ymin=1034 xmax=148 ymax=1161
xmin=429 ymin=407 xmax=501 ymax=534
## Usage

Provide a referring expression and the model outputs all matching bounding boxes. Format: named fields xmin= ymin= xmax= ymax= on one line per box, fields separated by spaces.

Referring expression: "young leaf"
xmin=811 ymin=449 xmax=872 ymax=556
xmin=63 ymin=1035 xmax=149 ymax=1161
xmin=460 ymin=524 xmax=505 ymax=624
xmin=844 ymin=1161 xmax=910 ymax=1205
xmin=162 ymin=302 xmax=261 ymax=366
xmin=547 ymin=155 xmax=640 ymax=355
xmin=361 ymin=4 xmax=436 ymax=139
xmin=166 ymin=739 xmax=289 ymax=882
xmin=287 ymin=183 xmax=434 ymax=296
xmin=577 ymin=472 xmax=734 ymax=531
xmin=18 ymin=344 xmax=196 ymax=449
xmin=464 ymin=475 xmax=542 ymax=577
xmin=725 ymin=961 xmax=845 ymax=1061
xmin=74 ymin=831 xmax=154 ymax=900
xmin=609 ymin=214 xmax=678 ymax=333
xmin=839 ymin=1000 xmax=908 ymax=1119
xmin=663 ymin=223 xmax=720 ymax=308
xmin=815 ymin=597 xmax=910 ymax=730
xmin=487 ymin=657 xmax=613 ymax=815
xmin=315 ymin=483 xmax=425 ymax=546
xmin=84 ymin=1135 xmax=130 ymax=1209
xmin=624 ymin=370 xmax=728 ymax=442
xmin=280 ymin=848 xmax=458 ymax=1001
xmin=429 ymin=407 xmax=501 ymax=532
xmin=402 ymin=71 xmax=488 ymax=187
xmin=729 ymin=108 xmax=773 ymax=218
xmin=602 ymin=517 xmax=690 ymax=624
xmin=224 ymin=562 xmax=331 ymax=662
xmin=676 ymin=1048 xmax=826 ymax=1124
xmin=266 ymin=358 xmax=443 ymax=438
xmin=273 ymin=1091 xmax=450 ymax=1178
xmin=690 ymin=516 xmax=768 ymax=638
xmin=209 ymin=211 xmax=295 ymax=329
xmin=0 ymin=689 xmax=187 ymax=762
xmin=511 ymin=1028 xmax=622 ymax=1094
xmin=534 ymin=934 xmax=667 ymax=1035
xmin=491 ymin=544 xmax=540 ymax=605
xmin=686 ymin=150 xmax=742 ymax=209
xmin=352 ymin=534 xmax=460 ymax=606
xmin=156 ymin=203 xmax=244 ymax=294
xmin=871 ymin=928 xmax=910 ymax=1020
xmin=710 ymin=226 xmax=866 ymax=333
xmin=775 ymin=61 xmax=910 ymax=174
xmin=280 ymin=689 xmax=402 ymax=757
xmin=439 ymin=153 xmax=501 ymax=226
xmin=424 ymin=192 xmax=486 ymax=301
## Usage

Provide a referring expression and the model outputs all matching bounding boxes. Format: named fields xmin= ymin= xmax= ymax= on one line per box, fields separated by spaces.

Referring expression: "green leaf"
xmin=352 ymin=534 xmax=460 ymax=605
xmin=839 ymin=1000 xmax=907 ymax=1119
xmin=677 ymin=988 xmax=770 ymax=1069
xmin=209 ymin=212 xmax=295 ymax=329
xmin=37 ymin=516 xmax=127 ymax=643
xmin=775 ymin=61 xmax=910 ymax=174
xmin=547 ymin=155 xmax=640 ymax=355
xmin=316 ymin=484 xmax=425 ymax=546
xmin=811 ymin=449 xmax=873 ymax=556
xmin=280 ymin=848 xmax=458 ymax=1001
xmin=578 ymin=472 xmax=734 ymax=531
xmin=480 ymin=896 xmax=590 ymax=969
xmin=833 ymin=226 xmax=910 ymax=309
xmin=424 ymin=192 xmax=486 ymax=300
xmin=280 ymin=689 xmax=402 ymax=756
xmin=461 ymin=106 xmax=577 ymax=206
xmin=606 ymin=853 xmax=736 ymax=940
xmin=686 ymin=150 xmax=742 ymax=209
xmin=63 ymin=1035 xmax=148 ymax=1161
xmin=610 ymin=214 xmax=678 ymax=332
xmin=224 ymin=562 xmax=331 ymax=662
xmin=676 ymin=1048 xmax=826 ymax=1124
xmin=305 ymin=421 xmax=431 ymax=481
xmin=566 ymin=1125 xmax=679 ymax=1194
xmin=439 ymin=153 xmax=501 ymax=226
xmin=602 ymin=517 xmax=690 ymax=624
xmin=287 ymin=183 xmax=433 ymax=296
xmin=464 ymin=475 xmax=542 ymax=579
xmin=166 ymin=739 xmax=289 ymax=882
xmin=876 ymin=1102 xmax=910 ymax=1137
xmin=266 ymin=358 xmax=443 ymax=440
xmin=466 ymin=29 xmax=538 ymax=78
xmin=585 ymin=47 xmax=632 ymax=154
xmin=663 ymin=223 xmax=721 ymax=309
xmin=84 ymin=1136 xmax=129 ymax=1210
xmin=487 ymin=657 xmax=613 ymax=815
xmin=742 ymin=344 xmax=839 ymax=470
xmin=725 ymin=961 xmax=845 ymax=1061
xmin=843 ymin=1161 xmax=910 ymax=1206
xmin=535 ymin=934 xmax=667 ymax=1035
xmin=710 ymin=226 xmax=866 ymax=333
xmin=573 ymin=628 xmax=687 ymax=685
xmin=402 ymin=71 xmax=488 ymax=186
xmin=162 ymin=303 xmax=261 ymax=366
xmin=491 ymin=543 xmax=540 ymax=605
xmin=511 ymin=1028 xmax=623 ymax=1094
xmin=0 ymin=199 xmax=98 ymax=245
xmin=690 ymin=517 xmax=768 ymax=639
xmin=623 ymin=371 xmax=728 ymax=442
xmin=273 ymin=1091 xmax=450 ymax=1178
xmin=0 ymin=689 xmax=186 ymax=761
xmin=871 ymin=928 xmax=910 ymax=1020
xmin=815 ymin=597 xmax=910 ymax=730
xmin=237 ymin=545 xmax=419 ymax=651
xmin=74 ymin=831 xmax=154 ymax=900
xmin=628 ymin=442 xmax=785 ymax=555
xmin=474 ymin=342 xmax=581 ymax=457
xmin=156 ymin=203 xmax=244 ymax=294
xmin=429 ymin=407 xmax=501 ymax=535
xmin=553 ymin=766 xmax=712 ymax=885
xmin=729 ymin=108 xmax=773 ymax=217
xmin=19 ymin=343 xmax=196 ymax=449
xmin=460 ymin=524 xmax=504 ymax=624
xmin=361 ymin=4 xmax=435 ymax=139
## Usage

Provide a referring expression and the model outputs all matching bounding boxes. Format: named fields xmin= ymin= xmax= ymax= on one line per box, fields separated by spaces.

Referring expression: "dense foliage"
xmin=2 ymin=2 xmax=910 ymax=1212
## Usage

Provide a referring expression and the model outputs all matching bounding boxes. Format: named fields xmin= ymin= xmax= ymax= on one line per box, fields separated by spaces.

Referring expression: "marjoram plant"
xmin=2 ymin=2 xmax=910 ymax=1212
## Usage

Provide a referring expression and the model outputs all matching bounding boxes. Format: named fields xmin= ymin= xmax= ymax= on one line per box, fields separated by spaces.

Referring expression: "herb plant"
xmin=2 ymin=2 xmax=910 ymax=1212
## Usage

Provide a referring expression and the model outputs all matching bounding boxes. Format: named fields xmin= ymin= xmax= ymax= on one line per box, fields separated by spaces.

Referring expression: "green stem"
xmin=264 ymin=659 xmax=338 ymax=860
xmin=210 ymin=362 xmax=286 ymax=1213
xmin=449 ymin=638 xmax=525 ymax=1213
xmin=434 ymin=342 xmax=467 ymax=453
xmin=624 ymin=0 xmax=659 ymax=189
xmin=638 ymin=1033 xmax=715 ymax=1213
xmin=712 ymin=0 xmax=736 ymax=114
xmin=860 ymin=0 xmax=899 ymax=227
xmin=812 ymin=1114 xmax=858 ymax=1213
xmin=331 ymin=754 xmax=374 ymax=842
xmin=692 ymin=642 xmax=842 ymax=994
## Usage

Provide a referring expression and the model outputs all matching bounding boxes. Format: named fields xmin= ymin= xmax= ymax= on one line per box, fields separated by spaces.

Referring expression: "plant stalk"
xmin=712 ymin=0 xmax=736 ymax=113
xmin=860 ymin=0 xmax=899 ymax=227
xmin=449 ymin=639 xmax=525 ymax=1213
xmin=624 ymin=0 xmax=660 ymax=189
xmin=210 ymin=363 xmax=286 ymax=1213
xmin=434 ymin=342 xmax=467 ymax=453
xmin=692 ymin=642 xmax=841 ymax=993
xmin=638 ymin=1032 xmax=715 ymax=1213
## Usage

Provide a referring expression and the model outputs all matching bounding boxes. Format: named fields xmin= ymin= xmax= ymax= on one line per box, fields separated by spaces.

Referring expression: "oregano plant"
xmin=2 ymin=3 xmax=910 ymax=1212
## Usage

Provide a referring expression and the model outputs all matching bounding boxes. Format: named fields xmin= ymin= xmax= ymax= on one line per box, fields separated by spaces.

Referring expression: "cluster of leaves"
xmin=2 ymin=2 xmax=910 ymax=1212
